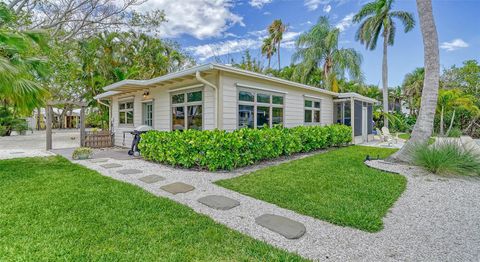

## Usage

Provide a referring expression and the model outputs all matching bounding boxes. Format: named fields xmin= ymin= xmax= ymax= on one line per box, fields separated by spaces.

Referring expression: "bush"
xmin=72 ymin=147 xmax=93 ymax=160
xmin=139 ymin=124 xmax=352 ymax=171
xmin=447 ymin=127 xmax=462 ymax=137
xmin=412 ymin=141 xmax=480 ymax=176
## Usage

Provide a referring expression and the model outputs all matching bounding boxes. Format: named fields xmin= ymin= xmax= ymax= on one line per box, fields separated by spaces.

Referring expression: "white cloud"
xmin=323 ymin=4 xmax=332 ymax=13
xmin=440 ymin=38 xmax=469 ymax=51
xmin=335 ymin=13 xmax=354 ymax=32
xmin=304 ymin=0 xmax=325 ymax=11
xmin=134 ymin=0 xmax=243 ymax=39
xmin=249 ymin=0 xmax=273 ymax=8
xmin=263 ymin=11 xmax=271 ymax=15
xmin=186 ymin=30 xmax=302 ymax=61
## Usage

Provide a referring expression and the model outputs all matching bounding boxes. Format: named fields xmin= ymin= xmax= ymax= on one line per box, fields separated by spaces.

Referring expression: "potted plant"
xmin=72 ymin=147 xmax=93 ymax=160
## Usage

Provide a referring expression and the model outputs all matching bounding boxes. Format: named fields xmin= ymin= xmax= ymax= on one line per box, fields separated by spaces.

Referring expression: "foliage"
xmin=447 ymin=127 xmax=462 ymax=138
xmin=412 ymin=141 xmax=480 ymax=176
xmin=139 ymin=125 xmax=352 ymax=171
xmin=0 ymin=156 xmax=305 ymax=261
xmin=267 ymin=19 xmax=286 ymax=70
xmin=230 ymin=50 xmax=264 ymax=73
xmin=402 ymin=67 xmax=424 ymax=116
xmin=0 ymin=107 xmax=28 ymax=136
xmin=0 ymin=3 xmax=49 ymax=113
xmin=293 ymin=16 xmax=363 ymax=91
xmin=72 ymin=147 xmax=93 ymax=160
xmin=216 ymin=146 xmax=404 ymax=232
xmin=86 ymin=109 xmax=108 ymax=129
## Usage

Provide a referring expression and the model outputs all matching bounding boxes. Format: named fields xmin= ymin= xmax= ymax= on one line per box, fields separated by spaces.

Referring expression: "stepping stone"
xmin=100 ymin=163 xmax=122 ymax=169
xmin=10 ymin=152 xmax=24 ymax=154
xmin=160 ymin=182 xmax=195 ymax=195
xmin=139 ymin=175 xmax=165 ymax=184
xmin=198 ymin=195 xmax=240 ymax=210
xmin=89 ymin=158 xmax=108 ymax=163
xmin=255 ymin=214 xmax=306 ymax=239
xmin=117 ymin=169 xmax=142 ymax=175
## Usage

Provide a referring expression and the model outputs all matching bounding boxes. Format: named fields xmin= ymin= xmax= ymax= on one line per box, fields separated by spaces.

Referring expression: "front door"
xmin=362 ymin=107 xmax=368 ymax=142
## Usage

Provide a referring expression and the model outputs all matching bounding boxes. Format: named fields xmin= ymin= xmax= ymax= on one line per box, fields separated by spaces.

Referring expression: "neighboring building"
xmin=94 ymin=63 xmax=377 ymax=147
xmin=27 ymin=108 xmax=81 ymax=130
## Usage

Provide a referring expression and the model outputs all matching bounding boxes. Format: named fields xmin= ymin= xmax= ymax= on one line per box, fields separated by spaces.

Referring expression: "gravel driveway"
xmin=70 ymin=154 xmax=480 ymax=261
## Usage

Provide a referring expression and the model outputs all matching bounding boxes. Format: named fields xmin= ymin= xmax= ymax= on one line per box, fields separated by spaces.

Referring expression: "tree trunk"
xmin=382 ymin=32 xmax=389 ymax=128
xmin=446 ymin=110 xmax=456 ymax=135
xmin=439 ymin=106 xmax=444 ymax=135
xmin=36 ymin=107 xmax=41 ymax=130
xmin=390 ymin=0 xmax=440 ymax=162
xmin=277 ymin=41 xmax=281 ymax=70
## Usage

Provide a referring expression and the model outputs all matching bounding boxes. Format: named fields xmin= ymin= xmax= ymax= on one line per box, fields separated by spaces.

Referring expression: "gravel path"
xmin=70 ymin=155 xmax=480 ymax=261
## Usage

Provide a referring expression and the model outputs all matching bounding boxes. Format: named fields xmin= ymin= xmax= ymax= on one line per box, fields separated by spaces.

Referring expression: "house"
xmin=27 ymin=107 xmax=81 ymax=130
xmin=94 ymin=63 xmax=377 ymax=147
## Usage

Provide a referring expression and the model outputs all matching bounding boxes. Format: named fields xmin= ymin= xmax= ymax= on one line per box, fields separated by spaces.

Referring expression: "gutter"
xmin=195 ymin=71 xmax=218 ymax=129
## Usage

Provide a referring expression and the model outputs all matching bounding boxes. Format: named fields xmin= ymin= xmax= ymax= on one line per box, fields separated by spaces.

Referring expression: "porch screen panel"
xmin=354 ymin=100 xmax=362 ymax=136
xmin=367 ymin=103 xmax=373 ymax=134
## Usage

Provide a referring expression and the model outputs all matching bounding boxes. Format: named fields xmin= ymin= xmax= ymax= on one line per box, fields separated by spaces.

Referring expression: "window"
xmin=171 ymin=90 xmax=203 ymax=130
xmin=119 ymin=100 xmax=134 ymax=125
xmin=334 ymin=101 xmax=351 ymax=126
xmin=142 ymin=102 xmax=153 ymax=126
xmin=238 ymin=89 xmax=284 ymax=129
xmin=304 ymin=98 xmax=321 ymax=124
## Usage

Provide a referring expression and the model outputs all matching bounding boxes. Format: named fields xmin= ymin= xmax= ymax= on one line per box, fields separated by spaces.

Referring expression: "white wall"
xmin=219 ymin=72 xmax=334 ymax=131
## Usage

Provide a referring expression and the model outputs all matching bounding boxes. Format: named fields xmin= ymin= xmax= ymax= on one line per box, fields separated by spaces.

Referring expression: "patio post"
xmin=46 ymin=105 xmax=52 ymax=150
xmin=80 ymin=106 xmax=86 ymax=147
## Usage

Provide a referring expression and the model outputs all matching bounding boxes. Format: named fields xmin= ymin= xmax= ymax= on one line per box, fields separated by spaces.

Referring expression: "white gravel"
xmin=70 ymin=154 xmax=480 ymax=261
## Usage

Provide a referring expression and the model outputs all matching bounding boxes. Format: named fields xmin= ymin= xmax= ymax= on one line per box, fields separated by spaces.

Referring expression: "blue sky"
xmin=140 ymin=0 xmax=480 ymax=87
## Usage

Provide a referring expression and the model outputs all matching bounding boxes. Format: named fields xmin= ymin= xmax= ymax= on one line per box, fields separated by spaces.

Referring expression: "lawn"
xmin=216 ymin=146 xmax=406 ymax=232
xmin=0 ymin=156 xmax=305 ymax=261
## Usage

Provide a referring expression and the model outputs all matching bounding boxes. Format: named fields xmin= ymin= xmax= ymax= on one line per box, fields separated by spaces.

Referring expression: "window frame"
xmin=304 ymin=98 xmax=321 ymax=125
xmin=237 ymin=87 xmax=285 ymax=129
xmin=170 ymin=88 xmax=204 ymax=131
xmin=142 ymin=100 xmax=154 ymax=127
xmin=118 ymin=99 xmax=134 ymax=126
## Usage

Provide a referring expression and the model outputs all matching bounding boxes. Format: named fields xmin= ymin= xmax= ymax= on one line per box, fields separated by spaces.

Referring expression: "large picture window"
xmin=304 ymin=99 xmax=321 ymax=124
xmin=238 ymin=89 xmax=284 ymax=129
xmin=119 ymin=100 xmax=134 ymax=125
xmin=171 ymin=90 xmax=203 ymax=130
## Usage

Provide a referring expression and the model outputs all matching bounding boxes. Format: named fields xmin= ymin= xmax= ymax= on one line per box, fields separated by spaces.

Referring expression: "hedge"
xmin=138 ymin=124 xmax=352 ymax=171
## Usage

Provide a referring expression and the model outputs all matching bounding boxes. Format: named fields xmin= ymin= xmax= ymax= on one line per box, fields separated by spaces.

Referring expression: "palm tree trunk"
xmin=382 ymin=34 xmax=389 ymax=128
xmin=390 ymin=0 xmax=439 ymax=162
xmin=440 ymin=106 xmax=444 ymax=135
xmin=446 ymin=110 xmax=456 ymax=135
xmin=277 ymin=42 xmax=281 ymax=70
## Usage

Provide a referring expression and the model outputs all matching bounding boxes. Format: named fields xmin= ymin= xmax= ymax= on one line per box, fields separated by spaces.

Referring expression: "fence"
xmin=83 ymin=131 xmax=113 ymax=148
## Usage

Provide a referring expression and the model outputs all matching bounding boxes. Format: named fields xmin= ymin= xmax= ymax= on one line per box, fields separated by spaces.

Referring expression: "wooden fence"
xmin=83 ymin=131 xmax=113 ymax=148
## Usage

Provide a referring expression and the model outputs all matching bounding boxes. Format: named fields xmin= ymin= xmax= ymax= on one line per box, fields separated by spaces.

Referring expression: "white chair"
xmin=381 ymin=127 xmax=398 ymax=144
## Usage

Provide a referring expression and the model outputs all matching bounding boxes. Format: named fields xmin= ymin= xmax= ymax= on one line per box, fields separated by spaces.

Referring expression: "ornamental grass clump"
xmin=412 ymin=141 xmax=480 ymax=176
xmin=139 ymin=124 xmax=351 ymax=171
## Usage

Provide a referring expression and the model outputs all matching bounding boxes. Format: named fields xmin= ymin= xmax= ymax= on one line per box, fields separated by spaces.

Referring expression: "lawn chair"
xmin=374 ymin=128 xmax=383 ymax=141
xmin=381 ymin=127 xmax=398 ymax=144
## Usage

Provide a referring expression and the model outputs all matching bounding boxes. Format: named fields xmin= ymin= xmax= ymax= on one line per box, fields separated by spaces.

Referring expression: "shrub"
xmin=72 ymin=147 xmax=93 ymax=160
xmin=412 ymin=141 xmax=480 ymax=176
xmin=447 ymin=127 xmax=462 ymax=137
xmin=139 ymin=124 xmax=352 ymax=171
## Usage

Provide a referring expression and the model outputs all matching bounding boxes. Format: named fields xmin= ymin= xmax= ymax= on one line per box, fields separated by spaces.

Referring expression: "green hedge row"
xmin=138 ymin=125 xmax=352 ymax=171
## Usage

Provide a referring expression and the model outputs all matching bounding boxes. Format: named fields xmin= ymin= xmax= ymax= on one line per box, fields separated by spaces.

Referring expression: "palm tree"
xmin=402 ymin=67 xmax=424 ymax=116
xmin=390 ymin=0 xmax=439 ymax=162
xmin=261 ymin=37 xmax=276 ymax=70
xmin=353 ymin=0 xmax=415 ymax=127
xmin=268 ymin=19 xmax=286 ymax=70
xmin=0 ymin=3 xmax=49 ymax=113
xmin=293 ymin=16 xmax=363 ymax=92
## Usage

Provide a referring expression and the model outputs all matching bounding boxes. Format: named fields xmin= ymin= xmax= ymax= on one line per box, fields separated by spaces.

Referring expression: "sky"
xmin=134 ymin=0 xmax=480 ymax=87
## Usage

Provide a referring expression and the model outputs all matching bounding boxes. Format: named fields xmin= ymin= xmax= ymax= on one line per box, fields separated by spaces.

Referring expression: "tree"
xmin=293 ymin=16 xmax=363 ymax=92
xmin=402 ymin=67 xmax=424 ymax=116
xmin=268 ymin=19 xmax=286 ymax=70
xmin=353 ymin=0 xmax=415 ymax=127
xmin=390 ymin=0 xmax=439 ymax=162
xmin=230 ymin=50 xmax=264 ymax=73
xmin=0 ymin=3 xmax=49 ymax=113
xmin=261 ymin=37 xmax=276 ymax=70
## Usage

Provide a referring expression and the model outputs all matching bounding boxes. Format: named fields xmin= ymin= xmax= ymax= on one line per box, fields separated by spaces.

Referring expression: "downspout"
xmin=195 ymin=71 xmax=218 ymax=129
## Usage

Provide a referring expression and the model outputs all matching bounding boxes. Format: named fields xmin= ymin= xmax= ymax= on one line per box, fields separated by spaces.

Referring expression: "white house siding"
xmin=110 ymin=75 xmax=218 ymax=147
xmin=219 ymin=72 xmax=334 ymax=131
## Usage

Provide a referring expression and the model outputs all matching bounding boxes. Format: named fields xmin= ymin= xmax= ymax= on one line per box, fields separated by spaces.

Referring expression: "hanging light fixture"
xmin=143 ymin=90 xmax=150 ymax=99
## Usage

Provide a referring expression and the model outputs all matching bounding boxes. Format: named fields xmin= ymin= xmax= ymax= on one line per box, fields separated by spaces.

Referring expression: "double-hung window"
xmin=171 ymin=90 xmax=203 ymax=130
xmin=119 ymin=100 xmax=134 ymax=125
xmin=238 ymin=89 xmax=284 ymax=129
xmin=304 ymin=99 xmax=321 ymax=124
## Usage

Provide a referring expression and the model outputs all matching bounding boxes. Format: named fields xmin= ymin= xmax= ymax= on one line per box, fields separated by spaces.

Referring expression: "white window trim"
xmin=118 ymin=100 xmax=134 ymax=127
xmin=304 ymin=98 xmax=321 ymax=125
xmin=236 ymin=83 xmax=288 ymax=94
xmin=237 ymin=87 xmax=285 ymax=129
xmin=170 ymin=87 xmax=204 ymax=131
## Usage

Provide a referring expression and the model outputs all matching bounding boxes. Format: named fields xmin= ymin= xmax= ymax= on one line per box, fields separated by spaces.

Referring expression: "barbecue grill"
xmin=127 ymin=125 xmax=153 ymax=156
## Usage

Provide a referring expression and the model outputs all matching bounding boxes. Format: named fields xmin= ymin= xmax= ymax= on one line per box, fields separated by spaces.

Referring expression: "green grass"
xmin=398 ymin=133 xmax=411 ymax=140
xmin=216 ymin=146 xmax=406 ymax=232
xmin=0 ymin=156 xmax=306 ymax=261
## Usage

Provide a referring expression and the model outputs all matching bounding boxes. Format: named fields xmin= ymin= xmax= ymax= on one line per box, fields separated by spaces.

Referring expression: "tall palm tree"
xmin=390 ymin=0 xmax=439 ymax=162
xmin=261 ymin=37 xmax=276 ymax=69
xmin=268 ymin=19 xmax=286 ymax=70
xmin=0 ymin=3 xmax=49 ymax=113
xmin=293 ymin=16 xmax=363 ymax=92
xmin=353 ymin=0 xmax=415 ymax=127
